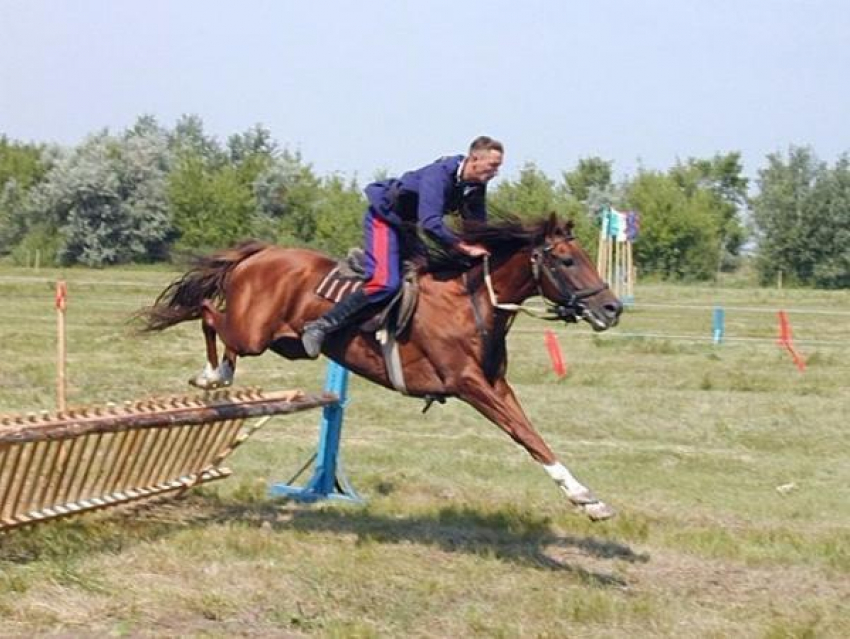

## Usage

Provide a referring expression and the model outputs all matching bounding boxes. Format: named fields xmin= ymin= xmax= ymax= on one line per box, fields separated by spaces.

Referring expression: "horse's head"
xmin=534 ymin=214 xmax=622 ymax=331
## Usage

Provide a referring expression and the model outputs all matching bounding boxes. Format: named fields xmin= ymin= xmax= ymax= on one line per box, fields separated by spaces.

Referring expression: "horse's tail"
xmin=137 ymin=240 xmax=271 ymax=332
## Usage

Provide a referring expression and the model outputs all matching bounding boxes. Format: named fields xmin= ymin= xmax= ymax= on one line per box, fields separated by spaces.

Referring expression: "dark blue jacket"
xmin=364 ymin=155 xmax=488 ymax=246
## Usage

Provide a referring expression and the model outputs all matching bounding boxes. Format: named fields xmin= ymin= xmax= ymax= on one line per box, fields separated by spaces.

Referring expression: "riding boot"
xmin=302 ymin=289 xmax=372 ymax=358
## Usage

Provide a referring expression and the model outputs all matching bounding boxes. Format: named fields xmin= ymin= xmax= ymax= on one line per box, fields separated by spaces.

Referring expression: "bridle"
xmin=533 ymin=240 xmax=610 ymax=321
xmin=482 ymin=235 xmax=609 ymax=322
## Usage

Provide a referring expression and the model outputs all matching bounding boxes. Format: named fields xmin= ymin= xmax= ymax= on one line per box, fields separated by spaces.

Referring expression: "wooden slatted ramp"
xmin=0 ymin=388 xmax=337 ymax=532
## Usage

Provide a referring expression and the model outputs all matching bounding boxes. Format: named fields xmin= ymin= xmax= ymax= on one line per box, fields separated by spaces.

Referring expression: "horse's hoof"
xmin=561 ymin=487 xmax=616 ymax=521
xmin=581 ymin=501 xmax=617 ymax=522
xmin=565 ymin=488 xmax=599 ymax=506
xmin=188 ymin=375 xmax=218 ymax=390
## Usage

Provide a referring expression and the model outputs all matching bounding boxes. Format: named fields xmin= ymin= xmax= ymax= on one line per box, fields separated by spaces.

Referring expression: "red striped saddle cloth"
xmin=315 ymin=266 xmax=365 ymax=303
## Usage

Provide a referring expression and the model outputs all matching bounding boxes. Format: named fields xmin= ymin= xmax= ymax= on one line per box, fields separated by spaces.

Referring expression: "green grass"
xmin=1 ymin=265 xmax=849 ymax=637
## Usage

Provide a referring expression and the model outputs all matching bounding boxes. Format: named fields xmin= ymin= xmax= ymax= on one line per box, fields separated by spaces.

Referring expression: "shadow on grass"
xmin=0 ymin=495 xmax=649 ymax=589
xmin=0 ymin=512 xmax=178 ymax=565
xmin=205 ymin=497 xmax=649 ymax=588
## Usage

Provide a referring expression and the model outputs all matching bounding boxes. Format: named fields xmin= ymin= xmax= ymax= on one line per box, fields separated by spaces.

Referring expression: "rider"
xmin=301 ymin=135 xmax=504 ymax=358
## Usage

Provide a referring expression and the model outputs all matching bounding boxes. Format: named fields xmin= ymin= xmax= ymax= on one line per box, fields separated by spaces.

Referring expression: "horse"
xmin=139 ymin=214 xmax=623 ymax=520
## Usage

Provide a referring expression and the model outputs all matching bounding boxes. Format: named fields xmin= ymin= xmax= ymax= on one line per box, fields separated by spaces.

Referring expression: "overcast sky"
xmin=2 ymin=0 xmax=848 ymax=183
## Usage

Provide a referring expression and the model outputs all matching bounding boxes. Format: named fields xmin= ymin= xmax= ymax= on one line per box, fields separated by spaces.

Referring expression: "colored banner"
xmin=599 ymin=207 xmax=640 ymax=241
xmin=626 ymin=211 xmax=641 ymax=241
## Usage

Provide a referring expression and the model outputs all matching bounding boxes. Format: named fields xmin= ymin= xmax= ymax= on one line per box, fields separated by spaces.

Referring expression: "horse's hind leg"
xmin=189 ymin=303 xmax=237 ymax=389
xmin=202 ymin=321 xmax=219 ymax=369
xmin=460 ymin=376 xmax=615 ymax=521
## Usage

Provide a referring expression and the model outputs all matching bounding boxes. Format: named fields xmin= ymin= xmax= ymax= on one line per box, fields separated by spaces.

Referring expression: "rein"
xmin=482 ymin=254 xmax=555 ymax=319
xmin=481 ymin=241 xmax=609 ymax=321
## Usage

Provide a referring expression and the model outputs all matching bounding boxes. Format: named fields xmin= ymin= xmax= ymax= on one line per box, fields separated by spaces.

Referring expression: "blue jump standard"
xmin=713 ymin=306 xmax=725 ymax=345
xmin=269 ymin=360 xmax=363 ymax=504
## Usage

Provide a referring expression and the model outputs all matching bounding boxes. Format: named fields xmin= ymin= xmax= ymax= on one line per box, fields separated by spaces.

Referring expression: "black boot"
xmin=302 ymin=289 xmax=371 ymax=358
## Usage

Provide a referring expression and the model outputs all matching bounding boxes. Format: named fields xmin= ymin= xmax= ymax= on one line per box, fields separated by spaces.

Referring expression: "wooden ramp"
xmin=0 ymin=388 xmax=337 ymax=532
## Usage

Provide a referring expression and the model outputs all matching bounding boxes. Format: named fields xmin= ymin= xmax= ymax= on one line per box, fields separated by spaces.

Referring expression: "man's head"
xmin=462 ymin=136 xmax=504 ymax=183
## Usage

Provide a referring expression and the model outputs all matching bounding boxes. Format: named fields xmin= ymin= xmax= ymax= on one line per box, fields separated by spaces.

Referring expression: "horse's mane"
xmin=426 ymin=214 xmax=573 ymax=274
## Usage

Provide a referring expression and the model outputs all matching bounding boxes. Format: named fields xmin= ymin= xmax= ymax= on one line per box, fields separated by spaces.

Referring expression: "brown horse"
xmin=140 ymin=214 xmax=623 ymax=520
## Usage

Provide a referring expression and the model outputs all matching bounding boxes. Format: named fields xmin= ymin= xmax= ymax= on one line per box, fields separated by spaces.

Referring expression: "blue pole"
xmin=268 ymin=361 xmax=363 ymax=503
xmin=713 ymin=307 xmax=725 ymax=345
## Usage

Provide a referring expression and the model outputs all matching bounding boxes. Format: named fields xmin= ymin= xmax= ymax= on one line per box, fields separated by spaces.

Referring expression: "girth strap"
xmin=376 ymin=328 xmax=408 ymax=395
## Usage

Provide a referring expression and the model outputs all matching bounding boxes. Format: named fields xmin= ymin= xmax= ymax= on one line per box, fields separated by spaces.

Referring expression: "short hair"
xmin=469 ymin=136 xmax=504 ymax=155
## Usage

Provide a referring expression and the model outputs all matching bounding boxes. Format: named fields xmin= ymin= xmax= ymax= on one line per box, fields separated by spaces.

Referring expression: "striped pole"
xmin=56 ymin=281 xmax=68 ymax=411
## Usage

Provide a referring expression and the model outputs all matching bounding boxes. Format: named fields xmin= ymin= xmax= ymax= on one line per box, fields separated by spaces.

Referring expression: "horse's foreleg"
xmin=460 ymin=376 xmax=615 ymax=521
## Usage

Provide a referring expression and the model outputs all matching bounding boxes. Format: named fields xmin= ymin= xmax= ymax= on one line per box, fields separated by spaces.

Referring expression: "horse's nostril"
xmin=604 ymin=301 xmax=623 ymax=318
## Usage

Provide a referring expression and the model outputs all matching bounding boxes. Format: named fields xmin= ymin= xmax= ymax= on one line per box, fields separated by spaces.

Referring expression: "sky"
xmin=1 ymin=0 xmax=848 ymax=185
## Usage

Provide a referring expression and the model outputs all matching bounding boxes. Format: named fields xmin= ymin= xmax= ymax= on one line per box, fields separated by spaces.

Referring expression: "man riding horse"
xmin=140 ymin=136 xmax=624 ymax=521
xmin=301 ymin=136 xmax=504 ymax=357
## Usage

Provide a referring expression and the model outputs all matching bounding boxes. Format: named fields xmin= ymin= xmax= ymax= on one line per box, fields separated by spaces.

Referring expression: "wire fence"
xmin=3 ymin=274 xmax=850 ymax=351
xmin=4 ymin=273 xmax=846 ymax=501
xmin=3 ymin=273 xmax=849 ymax=421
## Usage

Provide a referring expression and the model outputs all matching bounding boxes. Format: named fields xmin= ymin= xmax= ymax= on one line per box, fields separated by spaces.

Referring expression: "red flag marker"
xmin=55 ymin=280 xmax=67 ymax=311
xmin=776 ymin=310 xmax=806 ymax=372
xmin=544 ymin=329 xmax=567 ymax=378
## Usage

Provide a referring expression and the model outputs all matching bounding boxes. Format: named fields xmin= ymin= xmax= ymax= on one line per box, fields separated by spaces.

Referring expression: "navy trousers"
xmin=362 ymin=208 xmax=401 ymax=302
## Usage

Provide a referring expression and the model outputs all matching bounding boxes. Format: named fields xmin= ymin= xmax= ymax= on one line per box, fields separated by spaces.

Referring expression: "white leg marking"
xmin=543 ymin=462 xmax=588 ymax=495
xmin=543 ymin=461 xmax=616 ymax=520
xmin=217 ymin=359 xmax=234 ymax=386
xmin=189 ymin=361 xmax=232 ymax=389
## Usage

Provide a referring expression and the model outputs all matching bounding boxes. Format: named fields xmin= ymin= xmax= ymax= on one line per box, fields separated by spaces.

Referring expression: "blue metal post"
xmin=713 ymin=307 xmax=725 ymax=345
xmin=268 ymin=361 xmax=363 ymax=503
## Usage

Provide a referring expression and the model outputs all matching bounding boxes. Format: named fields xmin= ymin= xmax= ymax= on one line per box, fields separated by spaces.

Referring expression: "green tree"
xmin=0 ymin=136 xmax=49 ymax=255
xmin=490 ymin=162 xmax=559 ymax=217
xmin=21 ymin=120 xmax=173 ymax=266
xmin=169 ymin=121 xmax=275 ymax=252
xmin=227 ymin=124 xmax=277 ymax=165
xmin=808 ymin=157 xmax=850 ymax=287
xmin=169 ymin=155 xmax=255 ymax=252
xmin=563 ymin=156 xmax=614 ymax=207
xmin=669 ymin=153 xmax=748 ymax=269
xmin=312 ymin=175 xmax=365 ymax=257
xmin=254 ymin=150 xmax=322 ymax=245
xmin=751 ymin=147 xmax=850 ymax=287
xmin=491 ymin=162 xmax=594 ymax=247
xmin=625 ymin=170 xmax=721 ymax=279
xmin=168 ymin=114 xmax=224 ymax=167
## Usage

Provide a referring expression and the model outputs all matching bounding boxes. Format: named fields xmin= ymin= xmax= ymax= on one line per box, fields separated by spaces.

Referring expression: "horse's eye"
xmin=560 ymin=257 xmax=575 ymax=267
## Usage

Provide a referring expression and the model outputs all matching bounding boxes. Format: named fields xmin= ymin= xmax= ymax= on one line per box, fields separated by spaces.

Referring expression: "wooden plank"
xmin=0 ymin=390 xmax=335 ymax=444
xmin=0 ymin=468 xmax=233 ymax=532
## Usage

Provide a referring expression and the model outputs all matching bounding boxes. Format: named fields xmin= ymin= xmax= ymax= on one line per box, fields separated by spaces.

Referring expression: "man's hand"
xmin=456 ymin=241 xmax=490 ymax=258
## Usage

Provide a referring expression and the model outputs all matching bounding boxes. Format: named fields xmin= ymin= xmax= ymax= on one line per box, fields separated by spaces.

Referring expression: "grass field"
xmin=1 ymin=265 xmax=849 ymax=637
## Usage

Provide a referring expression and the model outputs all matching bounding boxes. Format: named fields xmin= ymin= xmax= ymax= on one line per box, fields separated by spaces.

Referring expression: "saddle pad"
xmin=316 ymin=266 xmax=365 ymax=303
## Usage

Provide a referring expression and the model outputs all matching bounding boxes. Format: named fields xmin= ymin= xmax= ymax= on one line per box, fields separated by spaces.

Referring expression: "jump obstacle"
xmin=596 ymin=207 xmax=639 ymax=305
xmin=269 ymin=361 xmax=362 ymax=504
xmin=0 ymin=362 xmax=360 ymax=533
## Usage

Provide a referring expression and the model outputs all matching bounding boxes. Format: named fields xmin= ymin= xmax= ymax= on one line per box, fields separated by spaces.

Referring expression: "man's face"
xmin=463 ymin=149 xmax=503 ymax=183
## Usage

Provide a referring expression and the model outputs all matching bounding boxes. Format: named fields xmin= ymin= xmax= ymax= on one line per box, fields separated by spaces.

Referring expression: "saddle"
xmin=315 ymin=250 xmax=419 ymax=394
xmin=316 ymin=248 xmax=419 ymax=337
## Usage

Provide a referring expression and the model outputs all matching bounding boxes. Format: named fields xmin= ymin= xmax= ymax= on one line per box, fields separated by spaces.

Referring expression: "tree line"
xmin=1 ymin=115 xmax=848 ymax=288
